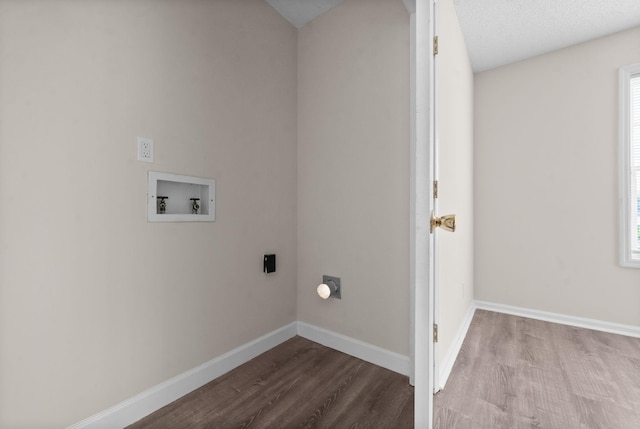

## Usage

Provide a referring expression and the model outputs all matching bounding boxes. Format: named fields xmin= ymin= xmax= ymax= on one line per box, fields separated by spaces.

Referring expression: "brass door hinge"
xmin=433 ymin=324 xmax=439 ymax=342
xmin=433 ymin=180 xmax=438 ymax=199
xmin=434 ymin=36 xmax=439 ymax=55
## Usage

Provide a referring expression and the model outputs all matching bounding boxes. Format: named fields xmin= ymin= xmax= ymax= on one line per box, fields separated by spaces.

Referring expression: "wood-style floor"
xmin=127 ymin=310 xmax=640 ymax=429
xmin=127 ymin=336 xmax=414 ymax=429
xmin=434 ymin=310 xmax=640 ymax=429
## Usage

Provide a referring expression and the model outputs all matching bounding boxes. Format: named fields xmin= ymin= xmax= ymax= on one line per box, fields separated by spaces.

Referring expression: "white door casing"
xmin=411 ymin=0 xmax=436 ymax=427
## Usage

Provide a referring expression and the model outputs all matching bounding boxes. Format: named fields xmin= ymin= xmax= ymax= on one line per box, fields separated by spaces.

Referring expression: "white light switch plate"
xmin=137 ymin=137 xmax=154 ymax=163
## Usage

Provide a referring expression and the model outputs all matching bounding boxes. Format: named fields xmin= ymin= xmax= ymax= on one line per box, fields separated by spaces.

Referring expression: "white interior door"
xmin=413 ymin=0 xmax=475 ymax=423
xmin=430 ymin=0 xmax=475 ymax=397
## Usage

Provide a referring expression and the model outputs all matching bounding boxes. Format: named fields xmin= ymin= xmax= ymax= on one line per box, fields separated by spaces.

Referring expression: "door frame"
xmin=410 ymin=0 xmax=436 ymax=427
xmin=431 ymin=0 xmax=441 ymax=394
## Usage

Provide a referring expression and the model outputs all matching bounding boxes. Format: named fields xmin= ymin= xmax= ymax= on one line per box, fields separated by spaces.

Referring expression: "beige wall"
xmin=436 ymin=0 xmax=474 ymax=369
xmin=0 ymin=1 xmax=297 ymax=426
xmin=297 ymin=0 xmax=410 ymax=355
xmin=475 ymin=27 xmax=640 ymax=326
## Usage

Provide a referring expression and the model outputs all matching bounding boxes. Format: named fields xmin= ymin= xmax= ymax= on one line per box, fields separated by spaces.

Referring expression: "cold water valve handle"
xmin=190 ymin=198 xmax=200 ymax=215
xmin=157 ymin=196 xmax=168 ymax=214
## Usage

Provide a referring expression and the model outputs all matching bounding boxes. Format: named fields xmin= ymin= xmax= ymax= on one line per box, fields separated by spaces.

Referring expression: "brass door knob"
xmin=430 ymin=211 xmax=456 ymax=233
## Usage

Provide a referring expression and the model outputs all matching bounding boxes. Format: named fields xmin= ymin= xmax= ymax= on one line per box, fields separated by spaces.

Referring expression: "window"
xmin=619 ymin=63 xmax=640 ymax=267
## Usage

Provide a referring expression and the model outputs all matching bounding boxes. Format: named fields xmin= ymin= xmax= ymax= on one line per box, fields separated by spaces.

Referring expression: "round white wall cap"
xmin=317 ymin=283 xmax=331 ymax=299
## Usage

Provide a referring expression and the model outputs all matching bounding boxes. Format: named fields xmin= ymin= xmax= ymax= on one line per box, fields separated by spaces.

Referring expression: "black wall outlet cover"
xmin=264 ymin=254 xmax=276 ymax=273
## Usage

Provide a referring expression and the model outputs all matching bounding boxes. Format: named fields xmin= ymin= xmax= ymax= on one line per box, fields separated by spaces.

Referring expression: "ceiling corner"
xmin=265 ymin=0 xmax=346 ymax=29
xmin=402 ymin=0 xmax=415 ymax=14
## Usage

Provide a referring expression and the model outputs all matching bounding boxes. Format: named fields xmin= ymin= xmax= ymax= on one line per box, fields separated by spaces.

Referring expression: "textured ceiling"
xmin=265 ymin=0 xmax=640 ymax=73
xmin=453 ymin=0 xmax=640 ymax=72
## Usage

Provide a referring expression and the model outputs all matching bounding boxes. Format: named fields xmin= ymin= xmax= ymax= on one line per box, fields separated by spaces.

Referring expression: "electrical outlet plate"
xmin=322 ymin=275 xmax=341 ymax=299
xmin=137 ymin=137 xmax=154 ymax=163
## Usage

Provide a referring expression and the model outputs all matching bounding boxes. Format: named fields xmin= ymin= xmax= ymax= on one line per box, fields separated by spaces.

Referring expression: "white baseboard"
xmin=68 ymin=321 xmax=409 ymax=429
xmin=438 ymin=302 xmax=476 ymax=390
xmin=475 ymin=300 xmax=640 ymax=339
xmin=70 ymin=302 xmax=638 ymax=429
xmin=296 ymin=321 xmax=411 ymax=376
xmin=67 ymin=323 xmax=297 ymax=429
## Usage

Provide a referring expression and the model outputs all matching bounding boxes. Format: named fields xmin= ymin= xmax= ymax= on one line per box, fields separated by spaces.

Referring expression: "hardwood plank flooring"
xmin=127 ymin=336 xmax=414 ymax=429
xmin=434 ymin=310 xmax=640 ymax=429
xmin=127 ymin=310 xmax=640 ymax=428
